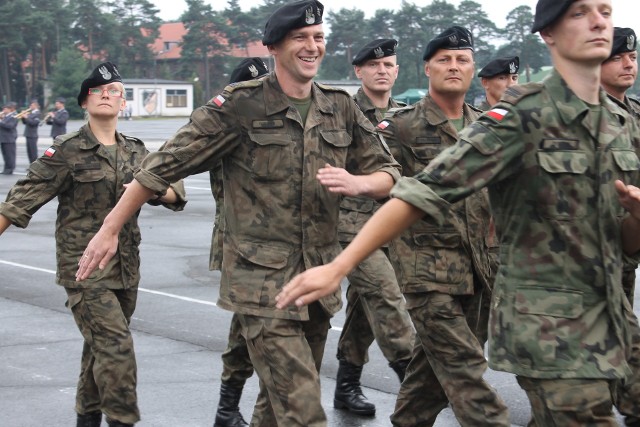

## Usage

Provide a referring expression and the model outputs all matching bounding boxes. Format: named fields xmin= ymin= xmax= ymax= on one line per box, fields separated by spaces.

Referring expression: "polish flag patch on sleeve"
xmin=211 ymin=94 xmax=226 ymax=107
xmin=377 ymin=120 xmax=390 ymax=130
xmin=44 ymin=147 xmax=56 ymax=157
xmin=487 ymin=108 xmax=508 ymax=121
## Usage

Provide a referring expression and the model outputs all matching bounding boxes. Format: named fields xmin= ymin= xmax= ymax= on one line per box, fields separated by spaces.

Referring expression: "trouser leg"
xmin=65 ymin=287 xmax=140 ymax=425
xmin=391 ymin=292 xmax=509 ymax=427
xmin=26 ymin=137 xmax=38 ymax=163
xmin=238 ymin=302 xmax=329 ymax=427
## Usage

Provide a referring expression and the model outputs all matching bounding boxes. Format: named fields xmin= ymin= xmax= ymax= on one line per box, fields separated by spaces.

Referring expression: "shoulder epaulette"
xmin=467 ymin=103 xmax=483 ymax=114
xmin=500 ymin=82 xmax=544 ymax=105
xmin=393 ymin=100 xmax=407 ymax=107
xmin=122 ymin=134 xmax=145 ymax=146
xmin=386 ymin=104 xmax=416 ymax=117
xmin=55 ymin=130 xmax=80 ymax=144
xmin=315 ymin=82 xmax=351 ymax=96
xmin=225 ymin=79 xmax=263 ymax=93
xmin=628 ymin=96 xmax=640 ymax=109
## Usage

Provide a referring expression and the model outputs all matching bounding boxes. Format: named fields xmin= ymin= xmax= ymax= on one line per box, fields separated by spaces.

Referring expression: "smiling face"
xmin=82 ymin=82 xmax=126 ymax=118
xmin=425 ymin=49 xmax=475 ymax=97
xmin=269 ymin=24 xmax=326 ymax=88
xmin=541 ymin=0 xmax=613 ymax=66
xmin=355 ymin=56 xmax=399 ymax=98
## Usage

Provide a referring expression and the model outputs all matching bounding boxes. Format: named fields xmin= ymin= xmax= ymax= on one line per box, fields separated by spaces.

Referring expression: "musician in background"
xmin=0 ymin=102 xmax=18 ymax=175
xmin=22 ymin=99 xmax=41 ymax=163
xmin=46 ymin=97 xmax=69 ymax=138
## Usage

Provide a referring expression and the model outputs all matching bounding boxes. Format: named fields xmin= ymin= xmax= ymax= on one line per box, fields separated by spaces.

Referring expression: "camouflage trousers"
xmin=391 ymin=291 xmax=509 ymax=427
xmin=237 ymin=302 xmax=330 ymax=427
xmin=337 ymin=246 xmax=414 ymax=366
xmin=220 ymin=313 xmax=254 ymax=386
xmin=65 ymin=287 xmax=140 ymax=424
xmin=517 ymin=377 xmax=617 ymax=426
xmin=613 ymin=303 xmax=640 ymax=425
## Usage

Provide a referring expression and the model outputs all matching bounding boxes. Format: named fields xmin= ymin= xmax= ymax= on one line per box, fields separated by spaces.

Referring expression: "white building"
xmin=122 ymin=79 xmax=194 ymax=118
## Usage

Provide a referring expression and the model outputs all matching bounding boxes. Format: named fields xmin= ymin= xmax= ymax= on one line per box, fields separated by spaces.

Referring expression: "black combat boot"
xmin=334 ymin=359 xmax=376 ymax=416
xmin=389 ymin=358 xmax=411 ymax=383
xmin=213 ymin=382 xmax=248 ymax=427
xmin=106 ymin=420 xmax=133 ymax=427
xmin=76 ymin=411 xmax=102 ymax=427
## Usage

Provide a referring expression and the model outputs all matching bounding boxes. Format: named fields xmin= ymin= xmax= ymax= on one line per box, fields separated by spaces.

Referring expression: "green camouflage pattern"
xmin=209 ymin=162 xmax=224 ymax=271
xmin=0 ymin=124 xmax=186 ymax=288
xmin=517 ymin=377 xmax=617 ymax=426
xmin=134 ymin=73 xmax=401 ymax=321
xmin=65 ymin=280 xmax=139 ymax=423
xmin=220 ymin=313 xmax=254 ymax=385
xmin=336 ymin=88 xmax=414 ymax=367
xmin=379 ymin=95 xmax=494 ymax=296
xmin=390 ymin=68 xmax=640 ymax=380
xmin=476 ymin=99 xmax=491 ymax=112
xmin=391 ymin=291 xmax=509 ymax=427
xmin=237 ymin=302 xmax=330 ymax=427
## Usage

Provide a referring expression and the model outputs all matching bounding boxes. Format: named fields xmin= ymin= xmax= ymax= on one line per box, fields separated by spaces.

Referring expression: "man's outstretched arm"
xmin=276 ymin=197 xmax=423 ymax=308
xmin=76 ymin=179 xmax=154 ymax=281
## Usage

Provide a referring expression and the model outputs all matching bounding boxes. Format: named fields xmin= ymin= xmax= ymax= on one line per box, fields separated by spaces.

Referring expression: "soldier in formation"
xmin=0 ymin=62 xmax=186 ymax=427
xmin=0 ymin=101 xmax=18 ymax=175
xmin=329 ymin=38 xmax=414 ymax=417
xmin=277 ymin=0 xmax=640 ymax=425
xmin=76 ymin=1 xmax=401 ymax=426
xmin=476 ymin=55 xmax=520 ymax=110
xmin=22 ymin=98 xmax=42 ymax=163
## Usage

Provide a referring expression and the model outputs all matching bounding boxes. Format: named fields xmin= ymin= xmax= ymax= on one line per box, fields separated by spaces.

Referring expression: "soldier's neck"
xmin=88 ymin=119 xmax=118 ymax=146
xmin=362 ymin=87 xmax=391 ymax=109
xmin=430 ymin=90 xmax=465 ymax=120
xmin=553 ymin=56 xmax=601 ymax=105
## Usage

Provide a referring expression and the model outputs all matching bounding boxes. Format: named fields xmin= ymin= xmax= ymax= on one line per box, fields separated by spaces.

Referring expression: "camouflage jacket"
xmin=476 ymin=99 xmax=491 ymax=112
xmin=208 ymin=163 xmax=223 ymax=271
xmin=390 ymin=69 xmax=640 ymax=379
xmin=134 ymin=72 xmax=401 ymax=320
xmin=338 ymin=87 xmax=403 ymax=244
xmin=0 ymin=124 xmax=187 ymax=288
xmin=379 ymin=95 xmax=493 ymax=295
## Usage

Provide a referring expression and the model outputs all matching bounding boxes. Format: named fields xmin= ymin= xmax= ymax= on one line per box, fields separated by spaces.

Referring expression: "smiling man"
xmin=276 ymin=0 xmax=640 ymax=425
xmin=75 ymin=1 xmax=401 ymax=426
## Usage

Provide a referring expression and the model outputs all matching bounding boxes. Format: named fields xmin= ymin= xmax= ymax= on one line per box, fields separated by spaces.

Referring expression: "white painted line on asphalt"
xmin=0 ymin=259 xmax=344 ymax=331
xmin=184 ymin=186 xmax=211 ymax=191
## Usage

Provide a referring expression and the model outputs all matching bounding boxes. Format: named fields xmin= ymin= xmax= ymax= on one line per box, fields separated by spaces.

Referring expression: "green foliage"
xmin=49 ymin=47 xmax=89 ymax=119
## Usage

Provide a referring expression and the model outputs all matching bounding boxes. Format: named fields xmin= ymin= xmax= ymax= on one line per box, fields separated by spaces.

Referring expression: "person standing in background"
xmin=332 ymin=38 xmax=414 ymax=417
xmin=0 ymin=102 xmax=18 ymax=175
xmin=476 ymin=56 xmax=520 ymax=110
xmin=46 ymin=97 xmax=69 ymax=139
xmin=22 ymin=99 xmax=42 ymax=163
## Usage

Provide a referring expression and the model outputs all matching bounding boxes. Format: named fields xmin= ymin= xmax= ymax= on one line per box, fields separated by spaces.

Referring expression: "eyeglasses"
xmin=88 ymin=88 xmax=124 ymax=97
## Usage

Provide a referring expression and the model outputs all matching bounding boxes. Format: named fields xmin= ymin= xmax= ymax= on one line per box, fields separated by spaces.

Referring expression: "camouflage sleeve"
xmin=346 ymin=102 xmax=401 ymax=182
xmin=391 ymin=104 xmax=525 ymax=219
xmin=136 ymin=101 xmax=241 ymax=194
xmin=143 ymin=141 xmax=187 ymax=212
xmin=0 ymin=143 xmax=71 ymax=228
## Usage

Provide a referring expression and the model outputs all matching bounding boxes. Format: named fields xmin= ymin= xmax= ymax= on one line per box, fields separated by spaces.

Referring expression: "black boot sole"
xmin=333 ymin=398 xmax=376 ymax=416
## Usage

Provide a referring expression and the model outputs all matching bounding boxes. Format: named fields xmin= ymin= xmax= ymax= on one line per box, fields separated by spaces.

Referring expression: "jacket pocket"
xmin=248 ymin=132 xmax=292 ymax=181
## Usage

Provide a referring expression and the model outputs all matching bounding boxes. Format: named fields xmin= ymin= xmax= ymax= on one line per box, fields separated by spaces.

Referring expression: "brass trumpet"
xmin=14 ymin=108 xmax=32 ymax=119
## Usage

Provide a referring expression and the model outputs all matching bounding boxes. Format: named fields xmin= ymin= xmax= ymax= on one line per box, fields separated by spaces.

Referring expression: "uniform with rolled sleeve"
xmin=0 ymin=124 xmax=186 ymax=424
xmin=133 ymin=72 xmax=400 ymax=426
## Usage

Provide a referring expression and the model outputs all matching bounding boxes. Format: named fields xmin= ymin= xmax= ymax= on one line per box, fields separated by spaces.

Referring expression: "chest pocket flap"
xmin=236 ymin=241 xmax=290 ymax=269
xmin=612 ymin=149 xmax=640 ymax=172
xmin=320 ymin=130 xmax=351 ymax=148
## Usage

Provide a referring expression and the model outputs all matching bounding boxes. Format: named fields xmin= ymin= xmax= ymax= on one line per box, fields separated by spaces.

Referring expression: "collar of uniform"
xmin=422 ymin=95 xmax=450 ymax=126
xmin=543 ymin=69 xmax=592 ymax=126
xmin=79 ymin=124 xmax=128 ymax=151
xmin=354 ymin=87 xmax=376 ymax=113
xmin=263 ymin=73 xmax=335 ymax=117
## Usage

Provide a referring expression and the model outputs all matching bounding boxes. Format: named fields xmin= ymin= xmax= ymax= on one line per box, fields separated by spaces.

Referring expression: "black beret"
xmin=423 ymin=26 xmax=473 ymax=62
xmin=352 ymin=39 xmax=398 ymax=66
xmin=262 ymin=0 xmax=323 ymax=46
xmin=609 ymin=27 xmax=637 ymax=59
xmin=229 ymin=57 xmax=269 ymax=84
xmin=77 ymin=62 xmax=123 ymax=106
xmin=531 ymin=0 xmax=576 ymax=33
xmin=478 ymin=56 xmax=520 ymax=78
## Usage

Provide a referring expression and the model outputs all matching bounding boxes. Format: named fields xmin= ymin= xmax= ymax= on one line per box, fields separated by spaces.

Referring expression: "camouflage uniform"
xmin=336 ymin=87 xmax=414 ymax=369
xmin=609 ymin=95 xmax=640 ymax=425
xmin=476 ymin=99 xmax=491 ymax=112
xmin=134 ymin=72 xmax=401 ymax=427
xmin=0 ymin=124 xmax=187 ymax=424
xmin=379 ymin=95 xmax=507 ymax=426
xmin=208 ymin=164 xmax=254 ymax=388
xmin=390 ymin=69 xmax=640 ymax=424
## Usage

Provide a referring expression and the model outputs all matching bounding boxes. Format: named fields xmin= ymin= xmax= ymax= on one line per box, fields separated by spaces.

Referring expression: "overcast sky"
xmin=151 ymin=0 xmax=635 ymax=31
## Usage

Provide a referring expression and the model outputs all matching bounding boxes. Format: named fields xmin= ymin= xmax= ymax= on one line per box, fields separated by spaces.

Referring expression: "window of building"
xmin=166 ymin=89 xmax=187 ymax=108
xmin=125 ymin=88 xmax=134 ymax=101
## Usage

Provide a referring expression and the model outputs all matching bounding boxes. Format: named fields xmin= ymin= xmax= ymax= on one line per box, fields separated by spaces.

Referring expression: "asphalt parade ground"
xmin=1 ymin=118 xmax=633 ymax=426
